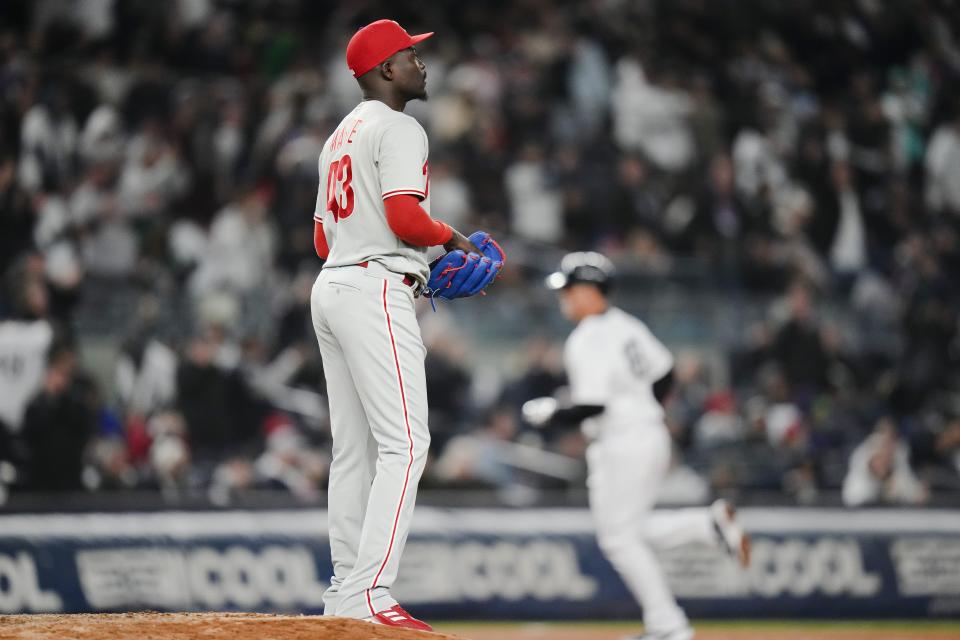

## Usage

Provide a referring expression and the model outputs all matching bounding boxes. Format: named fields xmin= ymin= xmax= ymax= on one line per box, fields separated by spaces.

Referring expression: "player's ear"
xmin=378 ymin=59 xmax=394 ymax=81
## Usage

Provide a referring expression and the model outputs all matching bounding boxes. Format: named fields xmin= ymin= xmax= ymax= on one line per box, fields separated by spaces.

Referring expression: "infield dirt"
xmin=1 ymin=614 xmax=955 ymax=640
xmin=0 ymin=613 xmax=462 ymax=640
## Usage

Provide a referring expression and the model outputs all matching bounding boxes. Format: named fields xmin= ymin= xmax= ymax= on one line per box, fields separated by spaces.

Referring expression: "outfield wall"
xmin=0 ymin=508 xmax=958 ymax=619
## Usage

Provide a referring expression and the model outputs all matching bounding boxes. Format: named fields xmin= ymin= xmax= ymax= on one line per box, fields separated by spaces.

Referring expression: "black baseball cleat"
xmin=711 ymin=498 xmax=751 ymax=568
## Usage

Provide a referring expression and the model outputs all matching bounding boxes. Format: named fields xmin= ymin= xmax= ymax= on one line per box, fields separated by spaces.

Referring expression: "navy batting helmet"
xmin=545 ymin=251 xmax=615 ymax=294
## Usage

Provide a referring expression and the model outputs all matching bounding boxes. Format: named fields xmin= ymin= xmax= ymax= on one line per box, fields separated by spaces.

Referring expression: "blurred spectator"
xmin=118 ymin=120 xmax=189 ymax=220
xmin=147 ymin=410 xmax=192 ymax=492
xmin=608 ymin=155 xmax=665 ymax=239
xmin=0 ymin=0 xmax=958 ymax=505
xmin=114 ymin=296 xmax=178 ymax=425
xmin=499 ymin=337 xmax=566 ymax=414
xmin=0 ymin=262 xmax=56 ymax=438
xmin=505 ymin=144 xmax=563 ymax=243
xmin=20 ymin=341 xmax=96 ymax=491
xmin=18 ymin=86 xmax=77 ymax=194
xmin=79 ymin=104 xmax=124 ymax=167
xmin=611 ymin=58 xmax=694 ymax=173
xmin=190 ymin=186 xmax=276 ymax=297
xmin=252 ymin=413 xmax=328 ymax=500
xmin=423 ymin=334 xmax=473 ymax=454
xmin=732 ymin=119 xmax=788 ymax=203
xmin=771 ymin=281 xmax=830 ymax=394
xmin=428 ymin=159 xmax=473 ymax=231
xmin=691 ymin=391 xmax=744 ymax=450
xmin=566 ymin=36 xmax=611 ymax=139
xmin=925 ymin=100 xmax=960 ymax=217
xmin=175 ymin=327 xmax=264 ymax=465
xmin=115 ymin=333 xmax=178 ymax=420
xmin=0 ymin=314 xmax=54 ymax=436
xmin=881 ymin=67 xmax=928 ymax=173
xmin=72 ymin=162 xmax=138 ymax=277
xmin=910 ymin=417 xmax=960 ymax=491
xmin=33 ymin=193 xmax=84 ymax=302
xmin=685 ymin=153 xmax=757 ymax=276
xmin=433 ymin=406 xmax=520 ymax=489
xmin=890 ymin=235 xmax=958 ymax=416
xmin=843 ymin=418 xmax=927 ymax=507
xmin=825 ymin=161 xmax=867 ymax=280
xmin=0 ymin=155 xmax=36 ymax=279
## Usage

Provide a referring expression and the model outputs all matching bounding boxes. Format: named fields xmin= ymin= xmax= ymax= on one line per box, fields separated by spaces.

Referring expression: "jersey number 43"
xmin=326 ymin=155 xmax=354 ymax=221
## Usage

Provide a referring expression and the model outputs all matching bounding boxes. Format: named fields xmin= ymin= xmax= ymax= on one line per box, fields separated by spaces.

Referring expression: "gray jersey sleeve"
xmin=377 ymin=118 xmax=429 ymax=200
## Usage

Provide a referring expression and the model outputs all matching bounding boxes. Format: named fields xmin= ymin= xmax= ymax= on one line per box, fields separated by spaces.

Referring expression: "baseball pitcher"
xmin=310 ymin=19 xmax=504 ymax=631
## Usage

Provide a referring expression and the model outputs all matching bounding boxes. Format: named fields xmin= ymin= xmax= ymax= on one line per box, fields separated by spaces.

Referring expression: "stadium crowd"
xmin=1 ymin=0 xmax=959 ymax=506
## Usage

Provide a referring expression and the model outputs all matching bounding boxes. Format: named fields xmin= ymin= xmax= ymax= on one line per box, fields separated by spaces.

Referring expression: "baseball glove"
xmin=426 ymin=231 xmax=505 ymax=300
xmin=468 ymin=230 xmax=506 ymax=270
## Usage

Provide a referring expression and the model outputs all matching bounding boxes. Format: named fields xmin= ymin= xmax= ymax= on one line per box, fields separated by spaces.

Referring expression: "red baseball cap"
xmin=346 ymin=19 xmax=434 ymax=78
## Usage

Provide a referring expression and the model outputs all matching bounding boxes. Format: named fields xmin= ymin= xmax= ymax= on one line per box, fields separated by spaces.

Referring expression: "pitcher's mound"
xmin=0 ymin=612 xmax=464 ymax=640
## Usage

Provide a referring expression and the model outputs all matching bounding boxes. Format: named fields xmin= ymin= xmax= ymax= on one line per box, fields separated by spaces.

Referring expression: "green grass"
xmin=432 ymin=619 xmax=960 ymax=640
xmin=434 ymin=620 xmax=960 ymax=631
xmin=699 ymin=621 xmax=960 ymax=631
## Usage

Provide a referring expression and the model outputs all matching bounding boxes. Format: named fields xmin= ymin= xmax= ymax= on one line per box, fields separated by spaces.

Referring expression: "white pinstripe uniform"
xmin=566 ymin=308 xmax=717 ymax=637
xmin=311 ymin=99 xmax=433 ymax=619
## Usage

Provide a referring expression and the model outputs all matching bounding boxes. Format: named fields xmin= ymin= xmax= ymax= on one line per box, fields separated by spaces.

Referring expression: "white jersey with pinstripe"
xmin=564 ymin=307 xmax=673 ymax=440
xmin=562 ymin=306 xmax=719 ymax=636
xmin=315 ymin=99 xmax=431 ymax=284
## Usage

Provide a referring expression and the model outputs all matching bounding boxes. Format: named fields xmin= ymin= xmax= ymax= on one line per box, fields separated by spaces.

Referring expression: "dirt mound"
xmin=0 ymin=612 xmax=464 ymax=640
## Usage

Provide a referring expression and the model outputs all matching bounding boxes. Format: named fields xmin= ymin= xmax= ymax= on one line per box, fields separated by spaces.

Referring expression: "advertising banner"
xmin=0 ymin=508 xmax=958 ymax=618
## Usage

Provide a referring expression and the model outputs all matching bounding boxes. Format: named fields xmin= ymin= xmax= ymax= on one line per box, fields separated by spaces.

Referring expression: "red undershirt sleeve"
xmin=384 ymin=194 xmax=453 ymax=247
xmin=314 ymin=219 xmax=330 ymax=260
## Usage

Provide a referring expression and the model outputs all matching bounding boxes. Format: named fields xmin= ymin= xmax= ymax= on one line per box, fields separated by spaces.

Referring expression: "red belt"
xmin=357 ymin=261 xmax=417 ymax=289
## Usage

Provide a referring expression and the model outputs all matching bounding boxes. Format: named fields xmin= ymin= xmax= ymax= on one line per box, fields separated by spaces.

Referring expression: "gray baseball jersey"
xmin=315 ymin=99 xmax=432 ymax=284
xmin=311 ymin=99 xmax=433 ymax=620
